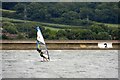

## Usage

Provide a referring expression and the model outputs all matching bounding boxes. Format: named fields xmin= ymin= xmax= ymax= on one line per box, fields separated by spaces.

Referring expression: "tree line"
xmin=2 ymin=21 xmax=119 ymax=40
xmin=2 ymin=2 xmax=119 ymax=25
xmin=2 ymin=2 xmax=120 ymax=40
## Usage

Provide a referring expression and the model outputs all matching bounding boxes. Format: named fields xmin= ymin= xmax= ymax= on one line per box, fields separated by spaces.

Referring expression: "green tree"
xmin=89 ymin=24 xmax=104 ymax=34
xmin=17 ymin=33 xmax=26 ymax=39
xmin=56 ymin=30 xmax=68 ymax=40
xmin=79 ymin=29 xmax=94 ymax=40
xmin=2 ymin=34 xmax=9 ymax=39
xmin=3 ymin=22 xmax=18 ymax=34
xmin=111 ymin=28 xmax=120 ymax=40
xmin=97 ymin=32 xmax=111 ymax=40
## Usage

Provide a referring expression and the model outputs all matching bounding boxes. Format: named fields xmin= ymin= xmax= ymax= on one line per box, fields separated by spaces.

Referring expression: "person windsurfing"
xmin=36 ymin=27 xmax=50 ymax=62
xmin=37 ymin=48 xmax=49 ymax=61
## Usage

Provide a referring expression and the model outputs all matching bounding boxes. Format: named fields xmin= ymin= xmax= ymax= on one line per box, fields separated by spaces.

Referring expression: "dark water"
xmin=1 ymin=50 xmax=118 ymax=78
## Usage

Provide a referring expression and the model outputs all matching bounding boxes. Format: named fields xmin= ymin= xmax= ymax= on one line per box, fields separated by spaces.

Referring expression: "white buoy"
xmin=98 ymin=42 xmax=113 ymax=48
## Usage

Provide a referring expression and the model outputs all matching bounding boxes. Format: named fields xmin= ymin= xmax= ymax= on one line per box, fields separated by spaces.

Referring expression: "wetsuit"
xmin=37 ymin=48 xmax=45 ymax=58
xmin=40 ymin=52 xmax=46 ymax=58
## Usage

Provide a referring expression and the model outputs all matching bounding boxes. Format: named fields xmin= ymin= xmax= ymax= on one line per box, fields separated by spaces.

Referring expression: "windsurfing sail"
xmin=36 ymin=26 xmax=50 ymax=60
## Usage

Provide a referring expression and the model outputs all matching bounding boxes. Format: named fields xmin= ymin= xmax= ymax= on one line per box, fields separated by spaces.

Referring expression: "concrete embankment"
xmin=1 ymin=40 xmax=120 ymax=50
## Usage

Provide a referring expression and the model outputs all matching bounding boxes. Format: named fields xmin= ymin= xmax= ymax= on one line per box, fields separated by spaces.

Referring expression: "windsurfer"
xmin=37 ymin=48 xmax=49 ymax=61
xmin=36 ymin=26 xmax=50 ymax=62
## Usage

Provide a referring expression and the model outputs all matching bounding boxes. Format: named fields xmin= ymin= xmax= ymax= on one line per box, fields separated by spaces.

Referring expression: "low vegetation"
xmin=1 ymin=2 xmax=120 ymax=40
xmin=2 ymin=17 xmax=119 ymax=40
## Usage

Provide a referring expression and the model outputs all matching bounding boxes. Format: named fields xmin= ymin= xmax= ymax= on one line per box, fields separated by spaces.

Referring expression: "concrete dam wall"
xmin=1 ymin=40 xmax=120 ymax=50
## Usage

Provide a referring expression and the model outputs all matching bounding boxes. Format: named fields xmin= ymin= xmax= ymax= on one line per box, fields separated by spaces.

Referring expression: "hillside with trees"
xmin=1 ymin=2 xmax=120 ymax=40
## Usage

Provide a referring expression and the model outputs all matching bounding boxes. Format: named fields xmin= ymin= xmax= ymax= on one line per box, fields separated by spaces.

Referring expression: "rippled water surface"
xmin=1 ymin=50 xmax=119 ymax=78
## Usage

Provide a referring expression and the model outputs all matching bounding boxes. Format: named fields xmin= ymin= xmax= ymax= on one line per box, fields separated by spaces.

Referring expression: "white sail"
xmin=37 ymin=27 xmax=45 ymax=44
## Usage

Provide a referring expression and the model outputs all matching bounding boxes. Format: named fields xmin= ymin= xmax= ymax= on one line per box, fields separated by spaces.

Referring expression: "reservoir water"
xmin=1 ymin=50 xmax=118 ymax=78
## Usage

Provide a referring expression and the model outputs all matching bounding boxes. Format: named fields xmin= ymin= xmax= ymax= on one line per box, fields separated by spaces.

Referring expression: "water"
xmin=1 ymin=50 xmax=119 ymax=78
